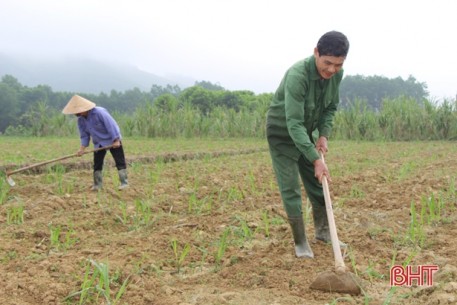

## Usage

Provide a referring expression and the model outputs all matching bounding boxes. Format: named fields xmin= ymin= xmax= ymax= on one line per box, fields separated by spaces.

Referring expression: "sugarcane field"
xmin=1 ymin=137 xmax=456 ymax=305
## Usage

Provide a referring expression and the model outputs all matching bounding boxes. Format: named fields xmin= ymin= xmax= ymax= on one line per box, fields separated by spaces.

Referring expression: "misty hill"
xmin=0 ymin=53 xmax=194 ymax=94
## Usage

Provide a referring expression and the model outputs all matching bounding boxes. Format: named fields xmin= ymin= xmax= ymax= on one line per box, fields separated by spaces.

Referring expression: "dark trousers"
xmin=93 ymin=145 xmax=127 ymax=172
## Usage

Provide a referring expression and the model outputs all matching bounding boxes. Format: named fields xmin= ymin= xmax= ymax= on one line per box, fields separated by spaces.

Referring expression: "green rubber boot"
xmin=288 ymin=215 xmax=314 ymax=259
xmin=91 ymin=170 xmax=103 ymax=191
xmin=313 ymin=205 xmax=347 ymax=248
xmin=118 ymin=169 xmax=129 ymax=190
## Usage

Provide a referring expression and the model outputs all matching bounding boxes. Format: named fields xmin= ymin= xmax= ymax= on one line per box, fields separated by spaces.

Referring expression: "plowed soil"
xmin=1 ymin=141 xmax=456 ymax=305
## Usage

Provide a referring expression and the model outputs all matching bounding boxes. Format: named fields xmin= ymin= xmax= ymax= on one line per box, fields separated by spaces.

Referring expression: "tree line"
xmin=339 ymin=74 xmax=429 ymax=110
xmin=1 ymin=73 xmax=453 ymax=141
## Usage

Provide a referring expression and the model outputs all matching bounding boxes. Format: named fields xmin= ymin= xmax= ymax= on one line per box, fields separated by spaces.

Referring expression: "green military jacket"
xmin=266 ymin=55 xmax=343 ymax=163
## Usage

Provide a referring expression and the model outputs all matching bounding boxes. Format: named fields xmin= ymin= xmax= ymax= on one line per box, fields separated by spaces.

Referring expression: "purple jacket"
xmin=77 ymin=107 xmax=122 ymax=147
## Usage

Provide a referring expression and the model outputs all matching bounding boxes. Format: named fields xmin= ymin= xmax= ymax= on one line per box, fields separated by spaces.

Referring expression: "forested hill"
xmin=0 ymin=53 xmax=194 ymax=94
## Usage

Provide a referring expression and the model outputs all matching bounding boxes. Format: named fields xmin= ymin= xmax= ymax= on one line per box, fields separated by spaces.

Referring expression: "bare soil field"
xmin=1 ymin=140 xmax=457 ymax=305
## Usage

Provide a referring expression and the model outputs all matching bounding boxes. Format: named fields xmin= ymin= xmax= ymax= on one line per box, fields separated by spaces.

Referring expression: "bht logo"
xmin=390 ymin=265 xmax=439 ymax=286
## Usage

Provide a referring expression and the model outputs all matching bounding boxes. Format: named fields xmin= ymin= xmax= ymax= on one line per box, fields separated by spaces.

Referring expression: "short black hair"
xmin=317 ymin=31 xmax=350 ymax=57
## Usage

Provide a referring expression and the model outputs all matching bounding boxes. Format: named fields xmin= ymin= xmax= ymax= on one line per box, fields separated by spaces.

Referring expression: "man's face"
xmin=314 ymin=48 xmax=346 ymax=79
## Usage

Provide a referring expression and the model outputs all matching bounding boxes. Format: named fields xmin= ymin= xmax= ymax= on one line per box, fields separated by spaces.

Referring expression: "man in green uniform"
xmin=266 ymin=31 xmax=349 ymax=258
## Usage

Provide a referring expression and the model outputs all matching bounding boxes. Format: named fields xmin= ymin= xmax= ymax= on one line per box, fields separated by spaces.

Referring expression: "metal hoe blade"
xmin=6 ymin=175 xmax=16 ymax=187
xmin=310 ymin=270 xmax=361 ymax=295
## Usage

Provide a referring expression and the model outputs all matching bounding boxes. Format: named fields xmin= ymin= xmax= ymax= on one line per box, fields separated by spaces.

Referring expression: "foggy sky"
xmin=1 ymin=0 xmax=456 ymax=99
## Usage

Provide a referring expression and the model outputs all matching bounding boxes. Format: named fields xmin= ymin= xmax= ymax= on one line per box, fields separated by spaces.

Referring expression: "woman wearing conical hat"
xmin=62 ymin=95 xmax=129 ymax=191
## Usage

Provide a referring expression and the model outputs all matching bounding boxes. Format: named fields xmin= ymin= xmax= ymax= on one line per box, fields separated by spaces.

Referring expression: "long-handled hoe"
xmin=5 ymin=145 xmax=113 ymax=187
xmin=309 ymin=152 xmax=361 ymax=295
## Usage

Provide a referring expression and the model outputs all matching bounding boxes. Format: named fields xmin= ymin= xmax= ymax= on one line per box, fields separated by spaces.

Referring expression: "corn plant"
xmin=418 ymin=191 xmax=450 ymax=226
xmin=188 ymin=193 xmax=213 ymax=214
xmin=245 ymin=170 xmax=258 ymax=195
xmin=132 ymin=199 xmax=153 ymax=228
xmin=346 ymin=246 xmax=359 ymax=277
xmin=216 ymin=187 xmax=244 ymax=211
xmin=49 ymin=225 xmax=61 ymax=249
xmin=0 ymin=177 xmax=10 ymax=205
xmin=129 ymin=161 xmax=142 ymax=174
xmin=170 ymin=238 xmax=191 ymax=273
xmin=115 ymin=201 xmax=129 ymax=225
xmin=131 ymin=253 xmax=151 ymax=275
xmin=7 ymin=205 xmax=24 ymax=224
xmin=214 ymin=227 xmax=231 ymax=269
xmin=232 ymin=216 xmax=254 ymax=242
xmin=271 ymin=215 xmax=286 ymax=226
xmin=349 ymin=185 xmax=365 ymax=199
xmin=196 ymin=246 xmax=209 ymax=272
xmin=345 ymin=248 xmax=377 ymax=305
xmin=226 ymin=187 xmax=244 ymax=203
xmin=398 ymin=190 xmax=451 ymax=249
xmin=65 ymin=259 xmax=129 ymax=305
xmin=421 ymin=194 xmax=440 ymax=224
xmin=216 ymin=189 xmax=224 ymax=208
xmin=195 ymin=195 xmax=214 ymax=214
xmin=187 ymin=193 xmax=197 ymax=213
xmin=49 ymin=225 xmax=78 ymax=251
xmin=398 ymin=161 xmax=417 ymax=180
xmin=63 ymin=229 xmax=78 ymax=250
xmin=203 ymin=195 xmax=213 ymax=213
xmin=367 ymin=226 xmax=391 ymax=240
xmin=65 ymin=177 xmax=76 ymax=194
xmin=46 ymin=164 xmax=67 ymax=195
xmin=304 ymin=199 xmax=313 ymax=225
xmin=0 ymin=250 xmax=17 ymax=264
xmin=407 ymin=200 xmax=426 ymax=247
xmin=363 ymin=259 xmax=385 ymax=281
xmin=148 ymin=161 xmax=164 ymax=189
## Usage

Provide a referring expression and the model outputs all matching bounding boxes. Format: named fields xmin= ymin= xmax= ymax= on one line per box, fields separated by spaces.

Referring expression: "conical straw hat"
xmin=62 ymin=95 xmax=96 ymax=114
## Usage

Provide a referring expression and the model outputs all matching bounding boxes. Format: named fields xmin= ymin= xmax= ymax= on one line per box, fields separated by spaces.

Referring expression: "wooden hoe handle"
xmin=319 ymin=151 xmax=346 ymax=273
xmin=6 ymin=145 xmax=114 ymax=176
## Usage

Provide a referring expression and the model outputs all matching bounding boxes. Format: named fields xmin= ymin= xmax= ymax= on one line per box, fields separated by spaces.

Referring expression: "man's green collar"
xmin=309 ymin=55 xmax=321 ymax=81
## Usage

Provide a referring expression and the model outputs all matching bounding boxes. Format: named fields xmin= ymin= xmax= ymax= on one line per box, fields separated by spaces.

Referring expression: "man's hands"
xmin=77 ymin=146 xmax=86 ymax=157
xmin=112 ymin=139 xmax=121 ymax=148
xmin=314 ymin=158 xmax=331 ymax=184
xmin=315 ymin=136 xmax=328 ymax=153
xmin=314 ymin=136 xmax=330 ymax=184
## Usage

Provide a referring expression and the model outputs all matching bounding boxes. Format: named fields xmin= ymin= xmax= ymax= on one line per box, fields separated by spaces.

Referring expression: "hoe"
xmin=309 ymin=151 xmax=361 ymax=295
xmin=5 ymin=145 xmax=113 ymax=187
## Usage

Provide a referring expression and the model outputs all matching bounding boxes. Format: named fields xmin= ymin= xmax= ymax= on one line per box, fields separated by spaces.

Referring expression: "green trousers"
xmin=268 ymin=146 xmax=325 ymax=217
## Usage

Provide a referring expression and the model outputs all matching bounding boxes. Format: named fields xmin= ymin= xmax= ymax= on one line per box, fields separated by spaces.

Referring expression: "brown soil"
xmin=1 ymin=143 xmax=457 ymax=305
